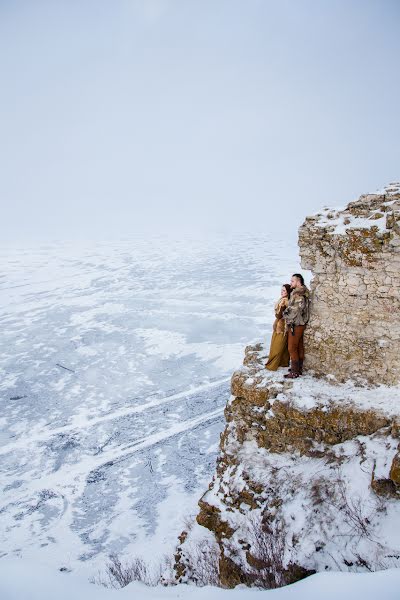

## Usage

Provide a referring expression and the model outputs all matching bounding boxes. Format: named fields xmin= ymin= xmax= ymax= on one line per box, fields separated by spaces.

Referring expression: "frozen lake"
xmin=0 ymin=233 xmax=298 ymax=577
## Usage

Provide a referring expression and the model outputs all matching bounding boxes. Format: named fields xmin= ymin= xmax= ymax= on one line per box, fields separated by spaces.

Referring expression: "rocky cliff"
xmin=174 ymin=185 xmax=400 ymax=589
xmin=300 ymin=182 xmax=400 ymax=385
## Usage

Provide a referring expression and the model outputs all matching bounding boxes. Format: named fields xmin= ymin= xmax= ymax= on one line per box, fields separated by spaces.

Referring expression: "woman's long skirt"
xmin=265 ymin=331 xmax=289 ymax=371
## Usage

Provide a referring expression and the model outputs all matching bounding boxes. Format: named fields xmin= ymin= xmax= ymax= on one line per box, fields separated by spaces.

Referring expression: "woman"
xmin=265 ymin=284 xmax=291 ymax=371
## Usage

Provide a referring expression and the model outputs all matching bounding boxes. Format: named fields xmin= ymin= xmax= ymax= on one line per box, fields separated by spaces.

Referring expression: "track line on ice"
xmin=1 ymin=406 xmax=225 ymax=501
xmin=0 ymin=377 xmax=230 ymax=455
xmin=95 ymin=405 xmax=225 ymax=466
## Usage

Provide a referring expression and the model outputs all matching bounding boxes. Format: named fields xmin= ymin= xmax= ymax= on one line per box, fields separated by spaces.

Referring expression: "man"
xmin=283 ymin=273 xmax=310 ymax=379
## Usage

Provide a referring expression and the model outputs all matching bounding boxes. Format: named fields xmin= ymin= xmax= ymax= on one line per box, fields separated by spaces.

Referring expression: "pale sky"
xmin=0 ymin=0 xmax=399 ymax=242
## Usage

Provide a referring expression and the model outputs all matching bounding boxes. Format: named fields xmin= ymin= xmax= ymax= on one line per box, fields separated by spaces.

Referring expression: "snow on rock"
xmin=299 ymin=182 xmax=400 ymax=385
xmin=175 ymin=184 xmax=400 ymax=589
xmin=176 ymin=342 xmax=400 ymax=588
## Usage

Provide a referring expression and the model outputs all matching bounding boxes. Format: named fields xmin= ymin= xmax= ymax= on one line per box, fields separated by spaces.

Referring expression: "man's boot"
xmin=284 ymin=361 xmax=300 ymax=378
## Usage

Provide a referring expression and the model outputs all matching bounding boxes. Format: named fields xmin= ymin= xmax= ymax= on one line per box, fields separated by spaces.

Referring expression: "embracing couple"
xmin=265 ymin=273 xmax=310 ymax=379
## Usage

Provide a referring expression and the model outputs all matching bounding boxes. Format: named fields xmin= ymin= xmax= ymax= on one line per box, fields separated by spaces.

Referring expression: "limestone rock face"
xmin=299 ymin=182 xmax=400 ymax=385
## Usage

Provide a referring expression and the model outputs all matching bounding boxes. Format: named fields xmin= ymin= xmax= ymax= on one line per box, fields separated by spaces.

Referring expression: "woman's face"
xmin=281 ymin=286 xmax=288 ymax=298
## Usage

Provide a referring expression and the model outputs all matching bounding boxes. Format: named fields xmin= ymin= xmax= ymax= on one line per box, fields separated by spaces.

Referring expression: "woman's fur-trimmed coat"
xmin=273 ymin=297 xmax=289 ymax=334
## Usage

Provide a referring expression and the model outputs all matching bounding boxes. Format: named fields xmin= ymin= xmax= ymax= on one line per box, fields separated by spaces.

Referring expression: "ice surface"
xmin=0 ymin=233 xmax=300 ymax=577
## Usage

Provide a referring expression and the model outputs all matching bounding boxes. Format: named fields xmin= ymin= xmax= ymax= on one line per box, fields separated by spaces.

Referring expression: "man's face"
xmin=291 ymin=275 xmax=299 ymax=289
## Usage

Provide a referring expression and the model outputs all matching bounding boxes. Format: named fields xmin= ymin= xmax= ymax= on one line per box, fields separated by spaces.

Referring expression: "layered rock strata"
xmin=175 ymin=344 xmax=400 ymax=587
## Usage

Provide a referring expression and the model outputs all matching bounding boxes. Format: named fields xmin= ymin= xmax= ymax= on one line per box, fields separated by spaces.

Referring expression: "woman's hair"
xmin=282 ymin=284 xmax=291 ymax=298
xmin=292 ymin=273 xmax=305 ymax=286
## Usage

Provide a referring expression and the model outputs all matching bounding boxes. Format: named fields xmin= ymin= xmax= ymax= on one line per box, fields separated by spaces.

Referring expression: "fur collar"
xmin=291 ymin=285 xmax=309 ymax=297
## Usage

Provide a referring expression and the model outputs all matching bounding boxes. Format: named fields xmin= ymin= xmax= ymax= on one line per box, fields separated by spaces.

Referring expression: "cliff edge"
xmin=174 ymin=184 xmax=400 ymax=589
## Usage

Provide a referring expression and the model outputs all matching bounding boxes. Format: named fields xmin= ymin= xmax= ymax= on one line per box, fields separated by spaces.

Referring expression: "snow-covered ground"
xmin=0 ymin=233 xmax=299 ymax=578
xmin=1 ymin=557 xmax=399 ymax=600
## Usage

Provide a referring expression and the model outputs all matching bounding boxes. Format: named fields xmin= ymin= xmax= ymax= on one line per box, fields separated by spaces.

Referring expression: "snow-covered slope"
xmin=176 ymin=343 xmax=400 ymax=587
xmin=0 ymin=558 xmax=400 ymax=600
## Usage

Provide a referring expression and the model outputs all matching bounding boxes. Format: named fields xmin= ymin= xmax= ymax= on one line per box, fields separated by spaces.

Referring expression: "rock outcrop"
xmin=299 ymin=182 xmax=400 ymax=385
xmin=175 ymin=345 xmax=400 ymax=588
xmin=174 ymin=184 xmax=400 ymax=589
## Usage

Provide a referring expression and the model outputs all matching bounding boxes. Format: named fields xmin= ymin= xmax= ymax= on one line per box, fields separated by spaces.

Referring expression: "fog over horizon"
xmin=1 ymin=0 xmax=399 ymax=243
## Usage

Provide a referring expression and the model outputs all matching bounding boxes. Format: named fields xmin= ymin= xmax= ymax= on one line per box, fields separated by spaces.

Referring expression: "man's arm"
xmin=283 ymin=296 xmax=303 ymax=326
